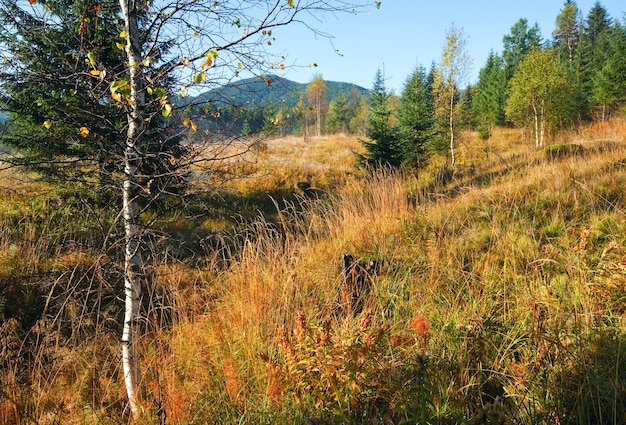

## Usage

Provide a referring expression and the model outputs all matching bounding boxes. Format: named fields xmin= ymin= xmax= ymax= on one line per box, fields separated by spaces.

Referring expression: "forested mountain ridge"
xmin=182 ymin=74 xmax=369 ymax=137
xmin=188 ymin=74 xmax=368 ymax=109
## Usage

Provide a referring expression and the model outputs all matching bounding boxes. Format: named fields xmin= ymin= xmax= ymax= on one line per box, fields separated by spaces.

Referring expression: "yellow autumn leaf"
xmin=87 ymin=51 xmax=97 ymax=67
xmin=162 ymin=103 xmax=172 ymax=118
xmin=288 ymin=0 xmax=294 ymax=7
xmin=43 ymin=121 xmax=52 ymax=129
xmin=79 ymin=127 xmax=90 ymax=138
xmin=145 ymin=179 xmax=153 ymax=194
xmin=182 ymin=117 xmax=190 ymax=126
xmin=119 ymin=31 xmax=129 ymax=39
xmin=90 ymin=70 xmax=101 ymax=76
xmin=116 ymin=42 xmax=125 ymax=50
xmin=111 ymin=91 xmax=122 ymax=102
xmin=191 ymin=121 xmax=198 ymax=133
xmin=193 ymin=73 xmax=206 ymax=84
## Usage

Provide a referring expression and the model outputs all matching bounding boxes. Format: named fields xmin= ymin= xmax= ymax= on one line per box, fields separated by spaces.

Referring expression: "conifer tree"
xmin=397 ymin=66 xmax=433 ymax=168
xmin=578 ymin=2 xmax=614 ymax=119
xmin=326 ymin=90 xmax=350 ymax=134
xmin=360 ymin=69 xmax=402 ymax=167
xmin=503 ymin=18 xmax=543 ymax=81
xmin=0 ymin=0 xmax=126 ymax=183
xmin=473 ymin=51 xmax=507 ymax=136
xmin=553 ymin=0 xmax=582 ymax=61
xmin=592 ymin=20 xmax=626 ymax=117
xmin=0 ymin=0 xmax=184 ymax=196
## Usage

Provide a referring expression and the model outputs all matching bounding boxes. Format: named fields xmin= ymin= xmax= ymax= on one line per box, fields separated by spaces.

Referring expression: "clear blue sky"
xmin=272 ymin=1 xmax=625 ymax=94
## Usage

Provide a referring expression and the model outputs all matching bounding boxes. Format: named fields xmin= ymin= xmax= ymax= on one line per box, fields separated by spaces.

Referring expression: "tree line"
xmin=273 ymin=2 xmax=625 ymax=171
xmin=356 ymin=1 xmax=626 ymax=169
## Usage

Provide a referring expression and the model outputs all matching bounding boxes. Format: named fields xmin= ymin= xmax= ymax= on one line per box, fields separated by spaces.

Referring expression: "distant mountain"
xmin=188 ymin=74 xmax=368 ymax=109
xmin=184 ymin=74 xmax=369 ymax=137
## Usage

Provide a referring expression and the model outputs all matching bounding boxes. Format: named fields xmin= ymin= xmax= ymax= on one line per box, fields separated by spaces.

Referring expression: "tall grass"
xmin=1 ymin=125 xmax=626 ymax=423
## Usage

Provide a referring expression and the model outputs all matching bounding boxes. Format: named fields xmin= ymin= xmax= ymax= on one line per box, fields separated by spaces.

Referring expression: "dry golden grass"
xmin=197 ymin=133 xmax=366 ymax=194
xmin=2 ymin=118 xmax=626 ymax=423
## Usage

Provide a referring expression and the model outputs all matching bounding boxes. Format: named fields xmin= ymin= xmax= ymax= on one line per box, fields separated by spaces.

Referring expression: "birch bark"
xmin=119 ymin=0 xmax=145 ymax=416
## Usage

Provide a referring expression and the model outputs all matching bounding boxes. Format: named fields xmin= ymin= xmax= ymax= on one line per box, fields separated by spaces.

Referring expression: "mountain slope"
xmin=182 ymin=74 xmax=369 ymax=137
xmin=189 ymin=74 xmax=368 ymax=109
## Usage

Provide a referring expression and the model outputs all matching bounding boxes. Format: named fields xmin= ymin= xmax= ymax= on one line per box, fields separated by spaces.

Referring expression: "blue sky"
xmin=271 ymin=1 xmax=626 ymax=94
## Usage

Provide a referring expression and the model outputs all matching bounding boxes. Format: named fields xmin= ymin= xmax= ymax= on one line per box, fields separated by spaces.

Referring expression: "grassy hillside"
xmin=1 ymin=120 xmax=625 ymax=424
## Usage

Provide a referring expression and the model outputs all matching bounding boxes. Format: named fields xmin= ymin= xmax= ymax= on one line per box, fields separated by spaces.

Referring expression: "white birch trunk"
xmin=532 ymin=102 xmax=540 ymax=149
xmin=449 ymin=88 xmax=455 ymax=170
xmin=315 ymin=102 xmax=322 ymax=137
xmin=119 ymin=0 xmax=146 ymax=416
xmin=539 ymin=99 xmax=546 ymax=148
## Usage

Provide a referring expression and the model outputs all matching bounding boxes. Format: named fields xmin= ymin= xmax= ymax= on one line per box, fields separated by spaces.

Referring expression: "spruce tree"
xmin=326 ymin=90 xmax=350 ymax=134
xmin=473 ymin=51 xmax=507 ymax=136
xmin=0 ymin=0 xmax=184 ymax=197
xmin=397 ymin=66 xmax=433 ymax=168
xmin=578 ymin=2 xmax=614 ymax=118
xmin=360 ymin=69 xmax=402 ymax=167
xmin=0 ymin=0 xmax=126 ymax=183
xmin=592 ymin=20 xmax=626 ymax=117
xmin=503 ymin=19 xmax=543 ymax=81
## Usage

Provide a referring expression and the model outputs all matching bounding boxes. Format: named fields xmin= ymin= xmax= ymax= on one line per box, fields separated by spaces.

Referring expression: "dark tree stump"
xmin=338 ymin=254 xmax=382 ymax=315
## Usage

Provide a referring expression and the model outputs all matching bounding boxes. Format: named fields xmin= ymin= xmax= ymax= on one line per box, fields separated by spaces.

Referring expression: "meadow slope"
xmin=1 ymin=120 xmax=625 ymax=424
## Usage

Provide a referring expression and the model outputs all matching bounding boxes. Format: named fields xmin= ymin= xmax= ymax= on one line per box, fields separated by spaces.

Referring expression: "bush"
xmin=544 ymin=143 xmax=585 ymax=160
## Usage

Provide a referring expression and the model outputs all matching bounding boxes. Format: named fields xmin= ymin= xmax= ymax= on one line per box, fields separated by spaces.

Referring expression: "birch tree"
xmin=432 ymin=23 xmax=471 ymax=170
xmin=307 ymin=74 xmax=328 ymax=137
xmin=118 ymin=1 xmax=376 ymax=417
xmin=506 ymin=48 xmax=575 ymax=148
xmin=1 ymin=0 xmax=377 ymax=418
